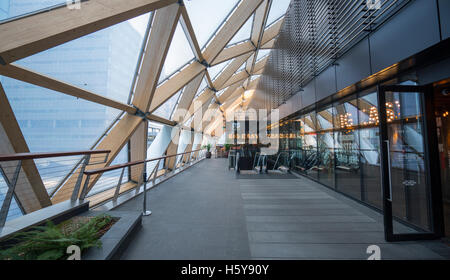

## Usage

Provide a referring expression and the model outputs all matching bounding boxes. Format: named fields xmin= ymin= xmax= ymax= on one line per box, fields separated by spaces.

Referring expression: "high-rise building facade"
xmin=0 ymin=1 xmax=145 ymax=219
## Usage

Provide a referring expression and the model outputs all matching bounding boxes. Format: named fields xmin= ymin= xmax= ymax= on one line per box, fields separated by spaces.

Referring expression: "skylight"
xmin=184 ymin=0 xmax=241 ymax=49
xmin=227 ymin=14 xmax=254 ymax=46
xmin=256 ymin=49 xmax=271 ymax=61
xmin=209 ymin=60 xmax=231 ymax=80
xmin=160 ymin=22 xmax=195 ymax=82
xmin=266 ymin=0 xmax=291 ymax=26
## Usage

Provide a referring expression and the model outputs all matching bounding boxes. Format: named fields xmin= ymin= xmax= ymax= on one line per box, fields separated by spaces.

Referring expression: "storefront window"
xmin=317 ymin=107 xmax=335 ymax=188
xmin=333 ymin=98 xmax=361 ymax=199
xmin=358 ymin=92 xmax=382 ymax=208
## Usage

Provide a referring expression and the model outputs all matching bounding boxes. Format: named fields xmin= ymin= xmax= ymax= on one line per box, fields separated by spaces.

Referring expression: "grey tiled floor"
xmin=116 ymin=158 xmax=450 ymax=260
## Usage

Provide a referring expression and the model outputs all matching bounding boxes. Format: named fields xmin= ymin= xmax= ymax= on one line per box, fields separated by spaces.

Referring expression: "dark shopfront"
xmin=278 ymin=40 xmax=450 ymax=241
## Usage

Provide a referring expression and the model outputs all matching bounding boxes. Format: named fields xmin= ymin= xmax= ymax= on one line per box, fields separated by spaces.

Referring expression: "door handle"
xmin=384 ymin=140 xmax=393 ymax=201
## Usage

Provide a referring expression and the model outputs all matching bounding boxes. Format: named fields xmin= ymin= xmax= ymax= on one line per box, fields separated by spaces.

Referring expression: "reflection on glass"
xmin=333 ymin=98 xmax=361 ymax=199
xmin=317 ymin=107 xmax=335 ymax=188
xmin=435 ymin=87 xmax=450 ymax=237
xmin=385 ymin=91 xmax=431 ymax=232
xmin=358 ymin=92 xmax=381 ymax=208
xmin=0 ymin=0 xmax=65 ymax=21
xmin=302 ymin=113 xmax=319 ymax=179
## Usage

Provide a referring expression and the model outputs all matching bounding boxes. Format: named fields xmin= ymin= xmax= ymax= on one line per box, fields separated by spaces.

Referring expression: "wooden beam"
xmin=220 ymin=71 xmax=249 ymax=90
xmin=213 ymin=53 xmax=252 ymax=90
xmin=52 ymin=5 xmax=181 ymax=203
xmin=223 ymin=86 xmax=245 ymax=108
xmin=217 ymin=82 xmax=243 ymax=104
xmin=132 ymin=3 xmax=181 ymax=112
xmin=204 ymin=70 xmax=215 ymax=89
xmin=253 ymin=56 xmax=269 ymax=74
xmin=199 ymin=103 xmax=220 ymax=132
xmin=0 ymin=0 xmax=177 ymax=64
xmin=0 ymin=64 xmax=136 ymax=114
xmin=129 ymin=121 xmax=148 ymax=185
xmin=147 ymin=114 xmax=176 ymax=126
xmin=202 ymin=104 xmax=221 ymax=133
xmin=149 ymin=61 xmax=205 ymax=113
xmin=247 ymin=76 xmax=261 ymax=90
xmin=211 ymin=40 xmax=255 ymax=66
xmin=261 ymin=17 xmax=284 ymax=46
xmin=164 ymin=128 xmax=180 ymax=170
xmin=202 ymin=0 xmax=264 ymax=64
xmin=180 ymin=5 xmax=203 ymax=61
xmin=253 ymin=68 xmax=263 ymax=75
xmin=0 ymin=82 xmax=52 ymax=212
xmin=251 ymin=0 xmax=270 ymax=46
xmin=245 ymin=53 xmax=255 ymax=74
xmin=52 ymin=113 xmax=143 ymax=203
xmin=173 ymin=72 xmax=205 ymax=122
xmin=261 ymin=38 xmax=276 ymax=49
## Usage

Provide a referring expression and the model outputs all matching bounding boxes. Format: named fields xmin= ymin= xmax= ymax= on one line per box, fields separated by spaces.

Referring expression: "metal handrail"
xmin=80 ymin=148 xmax=205 ymax=216
xmin=272 ymin=151 xmax=289 ymax=170
xmin=0 ymin=149 xmax=110 ymax=227
xmin=84 ymin=149 xmax=202 ymax=176
xmin=0 ymin=150 xmax=110 ymax=162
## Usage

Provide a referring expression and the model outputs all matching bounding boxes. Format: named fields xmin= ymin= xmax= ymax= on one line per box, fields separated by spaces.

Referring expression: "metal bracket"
xmin=198 ymin=59 xmax=210 ymax=68
xmin=178 ymin=0 xmax=184 ymax=6
xmin=0 ymin=161 xmax=22 ymax=227
xmin=0 ymin=56 xmax=6 ymax=65
xmin=132 ymin=105 xmax=150 ymax=121
xmin=113 ymin=167 xmax=126 ymax=201
xmin=71 ymin=154 xmax=91 ymax=202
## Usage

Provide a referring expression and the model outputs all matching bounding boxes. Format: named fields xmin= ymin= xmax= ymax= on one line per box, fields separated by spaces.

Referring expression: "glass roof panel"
xmin=196 ymin=77 xmax=208 ymax=97
xmin=159 ymin=22 xmax=195 ymax=83
xmin=216 ymin=87 xmax=227 ymax=97
xmin=237 ymin=64 xmax=246 ymax=72
xmin=250 ymin=74 xmax=261 ymax=81
xmin=266 ymin=0 xmax=291 ymax=26
xmin=15 ymin=13 xmax=150 ymax=104
xmin=0 ymin=76 xmax=121 ymax=152
xmin=256 ymin=49 xmax=271 ymax=61
xmin=227 ymin=14 xmax=254 ymax=46
xmin=185 ymin=0 xmax=241 ymax=48
xmin=0 ymin=0 xmax=65 ymax=21
xmin=209 ymin=60 xmax=230 ymax=80
xmin=153 ymin=89 xmax=183 ymax=120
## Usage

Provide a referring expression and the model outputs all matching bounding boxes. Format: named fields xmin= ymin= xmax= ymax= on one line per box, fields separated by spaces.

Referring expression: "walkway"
xmin=115 ymin=158 xmax=450 ymax=260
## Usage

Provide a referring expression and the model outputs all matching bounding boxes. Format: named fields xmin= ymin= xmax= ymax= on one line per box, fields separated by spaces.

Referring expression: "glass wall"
xmin=317 ymin=106 xmax=335 ymax=188
xmin=287 ymin=89 xmax=382 ymax=210
xmin=333 ymin=96 xmax=361 ymax=199
xmin=358 ymin=92 xmax=382 ymax=208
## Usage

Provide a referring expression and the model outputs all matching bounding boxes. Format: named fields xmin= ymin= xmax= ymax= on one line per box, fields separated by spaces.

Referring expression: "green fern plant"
xmin=0 ymin=214 xmax=113 ymax=260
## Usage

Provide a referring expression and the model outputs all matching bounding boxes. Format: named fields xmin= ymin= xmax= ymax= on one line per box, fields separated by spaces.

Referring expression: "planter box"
xmin=0 ymin=201 xmax=141 ymax=260
xmin=82 ymin=210 xmax=142 ymax=260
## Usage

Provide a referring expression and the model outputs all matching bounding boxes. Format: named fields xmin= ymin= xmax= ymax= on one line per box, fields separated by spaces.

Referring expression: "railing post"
xmin=0 ymin=161 xmax=22 ymax=227
xmin=188 ymin=152 xmax=192 ymax=164
xmin=79 ymin=174 xmax=91 ymax=201
xmin=113 ymin=167 xmax=125 ymax=201
xmin=71 ymin=154 xmax=91 ymax=202
xmin=235 ymin=152 xmax=240 ymax=174
xmin=152 ymin=159 xmax=161 ymax=186
xmin=142 ymin=171 xmax=151 ymax=216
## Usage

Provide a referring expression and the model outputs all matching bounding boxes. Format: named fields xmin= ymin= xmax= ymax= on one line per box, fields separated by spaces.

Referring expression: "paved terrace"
xmin=114 ymin=158 xmax=450 ymax=260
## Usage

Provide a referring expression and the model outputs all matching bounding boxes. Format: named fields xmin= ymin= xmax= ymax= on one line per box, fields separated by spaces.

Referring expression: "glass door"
xmin=378 ymin=85 xmax=443 ymax=241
